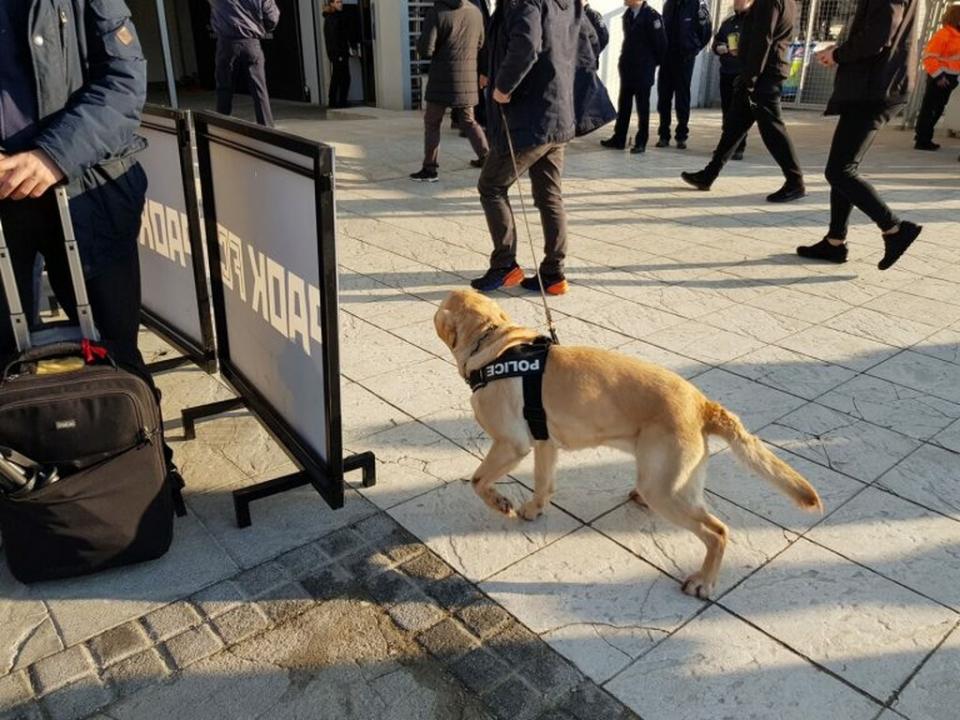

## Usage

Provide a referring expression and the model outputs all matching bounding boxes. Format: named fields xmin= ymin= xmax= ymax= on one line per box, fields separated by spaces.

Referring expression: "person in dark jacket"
xmin=468 ymin=0 xmax=493 ymax=129
xmin=471 ymin=0 xmax=580 ymax=296
xmin=656 ymin=0 xmax=712 ymax=149
xmin=796 ymin=0 xmax=921 ymax=270
xmin=0 ymin=0 xmax=148 ymax=369
xmin=681 ymin=0 xmax=806 ymax=203
xmin=324 ymin=0 xmax=356 ymax=109
xmin=411 ymin=0 xmax=488 ymax=182
xmin=211 ymin=0 xmax=280 ymax=126
xmin=712 ymin=0 xmax=750 ymax=159
xmin=576 ymin=0 xmax=617 ymax=137
xmin=602 ymin=0 xmax=667 ymax=153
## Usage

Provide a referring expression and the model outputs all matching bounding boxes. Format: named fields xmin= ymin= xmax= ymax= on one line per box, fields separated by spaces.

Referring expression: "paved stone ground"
xmin=1 ymin=100 xmax=959 ymax=719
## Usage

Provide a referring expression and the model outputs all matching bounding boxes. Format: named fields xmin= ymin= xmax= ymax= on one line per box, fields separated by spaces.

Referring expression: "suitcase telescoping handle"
xmin=0 ymin=186 xmax=100 ymax=353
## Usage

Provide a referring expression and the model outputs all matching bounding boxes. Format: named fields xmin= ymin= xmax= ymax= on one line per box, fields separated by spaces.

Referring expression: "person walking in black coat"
xmin=712 ymin=0 xmax=750 ymax=159
xmin=796 ymin=0 xmax=921 ymax=270
xmin=324 ymin=0 xmax=357 ymax=109
xmin=470 ymin=0 xmax=580 ymax=296
xmin=411 ymin=0 xmax=488 ymax=182
xmin=576 ymin=1 xmax=617 ymax=137
xmin=681 ymin=0 xmax=806 ymax=203
xmin=211 ymin=0 xmax=280 ymax=126
xmin=656 ymin=0 xmax=712 ymax=148
xmin=602 ymin=0 xmax=667 ymax=153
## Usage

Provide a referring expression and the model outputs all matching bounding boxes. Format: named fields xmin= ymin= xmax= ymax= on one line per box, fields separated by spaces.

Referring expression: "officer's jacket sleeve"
xmin=262 ymin=0 xmax=280 ymax=33
xmin=833 ymin=0 xmax=905 ymax=64
xmin=495 ymin=1 xmax=542 ymax=96
xmin=34 ymin=0 xmax=146 ymax=181
xmin=740 ymin=0 xmax=778 ymax=88
xmin=417 ymin=8 xmax=439 ymax=59
xmin=651 ymin=13 xmax=668 ymax=65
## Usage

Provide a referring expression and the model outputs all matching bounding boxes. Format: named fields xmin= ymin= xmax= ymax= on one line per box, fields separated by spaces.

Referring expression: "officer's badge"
xmin=116 ymin=25 xmax=134 ymax=46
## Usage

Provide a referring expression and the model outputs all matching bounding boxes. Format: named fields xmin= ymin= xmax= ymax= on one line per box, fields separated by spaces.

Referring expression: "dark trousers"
xmin=657 ymin=54 xmax=696 ymax=141
xmin=329 ymin=57 xmax=351 ymax=108
xmin=719 ymin=73 xmax=747 ymax=155
xmin=612 ymin=81 xmax=653 ymax=149
xmin=215 ymin=38 xmax=274 ymax=127
xmin=825 ymin=108 xmax=900 ymax=239
xmin=478 ymin=143 xmax=567 ymax=275
xmin=0 ymin=194 xmax=142 ymax=366
xmin=705 ymin=79 xmax=803 ymax=186
xmin=423 ymin=103 xmax=489 ymax=169
xmin=915 ymin=74 xmax=958 ymax=145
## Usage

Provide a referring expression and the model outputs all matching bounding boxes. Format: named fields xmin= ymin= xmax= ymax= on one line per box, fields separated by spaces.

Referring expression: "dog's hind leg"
xmin=519 ymin=442 xmax=558 ymax=521
xmin=471 ymin=440 xmax=528 ymax=517
xmin=639 ymin=447 xmax=728 ymax=599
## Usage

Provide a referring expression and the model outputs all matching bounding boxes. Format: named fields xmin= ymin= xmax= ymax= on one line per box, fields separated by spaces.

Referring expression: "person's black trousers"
xmin=704 ymin=78 xmax=803 ymax=186
xmin=0 ymin=194 xmax=142 ymax=367
xmin=329 ymin=57 xmax=351 ymax=108
xmin=719 ymin=73 xmax=747 ymax=155
xmin=657 ymin=53 xmax=696 ymax=142
xmin=825 ymin=107 xmax=901 ymax=239
xmin=215 ymin=38 xmax=275 ymax=127
xmin=611 ymin=81 xmax=654 ymax=149
xmin=914 ymin=74 xmax=958 ymax=145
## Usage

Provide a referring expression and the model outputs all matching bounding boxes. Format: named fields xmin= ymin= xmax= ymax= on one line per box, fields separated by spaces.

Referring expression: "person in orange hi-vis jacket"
xmin=914 ymin=3 xmax=960 ymax=150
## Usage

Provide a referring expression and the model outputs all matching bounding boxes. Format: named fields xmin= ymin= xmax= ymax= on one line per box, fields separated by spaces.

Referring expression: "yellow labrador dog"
xmin=435 ymin=290 xmax=822 ymax=598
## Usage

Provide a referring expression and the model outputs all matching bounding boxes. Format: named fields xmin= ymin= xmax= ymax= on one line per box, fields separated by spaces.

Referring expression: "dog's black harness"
xmin=467 ymin=336 xmax=553 ymax=441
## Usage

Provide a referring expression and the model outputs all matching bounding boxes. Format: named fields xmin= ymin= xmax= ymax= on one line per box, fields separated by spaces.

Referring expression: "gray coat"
xmin=417 ymin=0 xmax=485 ymax=107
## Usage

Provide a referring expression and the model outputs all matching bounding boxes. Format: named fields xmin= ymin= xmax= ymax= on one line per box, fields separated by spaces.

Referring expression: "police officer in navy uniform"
xmin=211 ymin=0 xmax=280 ymax=127
xmin=656 ymin=0 xmax=712 ymax=149
xmin=0 ymin=0 xmax=148 ymax=369
xmin=601 ymin=0 xmax=667 ymax=153
xmin=712 ymin=0 xmax=750 ymax=160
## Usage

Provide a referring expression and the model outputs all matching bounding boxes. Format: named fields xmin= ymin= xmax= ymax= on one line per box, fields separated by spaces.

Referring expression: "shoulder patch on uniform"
xmin=116 ymin=25 xmax=134 ymax=46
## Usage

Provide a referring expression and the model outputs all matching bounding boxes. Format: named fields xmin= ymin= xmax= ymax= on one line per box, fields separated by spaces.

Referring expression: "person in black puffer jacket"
xmin=411 ymin=0 xmax=488 ymax=182
xmin=712 ymin=0 xmax=750 ymax=159
xmin=796 ymin=0 xmax=921 ymax=271
xmin=657 ymin=0 xmax=712 ymax=148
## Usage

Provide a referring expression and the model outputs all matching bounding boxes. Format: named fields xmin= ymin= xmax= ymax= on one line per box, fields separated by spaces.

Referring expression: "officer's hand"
xmin=479 ymin=74 xmax=489 ymax=89
xmin=716 ymin=43 xmax=728 ymax=55
xmin=0 ymin=150 xmax=64 ymax=201
xmin=815 ymin=46 xmax=837 ymax=67
xmin=493 ymin=88 xmax=511 ymax=104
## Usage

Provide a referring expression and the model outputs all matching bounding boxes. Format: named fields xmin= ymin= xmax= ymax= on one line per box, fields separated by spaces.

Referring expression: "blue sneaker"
xmin=469 ymin=264 xmax=524 ymax=292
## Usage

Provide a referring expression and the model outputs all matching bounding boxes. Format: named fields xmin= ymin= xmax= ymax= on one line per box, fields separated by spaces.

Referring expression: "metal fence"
xmin=703 ymin=0 xmax=942 ymax=122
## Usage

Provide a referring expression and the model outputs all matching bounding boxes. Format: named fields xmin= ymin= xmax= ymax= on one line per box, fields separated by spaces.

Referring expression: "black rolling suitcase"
xmin=0 ymin=188 xmax=183 ymax=583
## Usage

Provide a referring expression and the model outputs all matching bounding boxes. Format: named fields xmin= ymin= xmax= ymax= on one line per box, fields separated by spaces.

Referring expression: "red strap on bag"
xmin=81 ymin=339 xmax=109 ymax=364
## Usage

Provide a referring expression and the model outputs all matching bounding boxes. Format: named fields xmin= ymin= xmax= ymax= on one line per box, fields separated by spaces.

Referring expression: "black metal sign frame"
xmin=139 ymin=105 xmax=217 ymax=374
xmin=193 ymin=112 xmax=374 ymax=525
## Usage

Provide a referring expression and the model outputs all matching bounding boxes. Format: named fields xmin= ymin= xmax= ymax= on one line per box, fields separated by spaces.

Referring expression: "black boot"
xmin=680 ymin=170 xmax=714 ymax=191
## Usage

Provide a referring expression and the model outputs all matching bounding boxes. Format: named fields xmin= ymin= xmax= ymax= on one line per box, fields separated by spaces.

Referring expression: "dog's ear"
xmin=434 ymin=308 xmax=458 ymax=349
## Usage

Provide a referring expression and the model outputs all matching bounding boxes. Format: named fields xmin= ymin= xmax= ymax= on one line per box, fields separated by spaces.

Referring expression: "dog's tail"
xmin=701 ymin=400 xmax=823 ymax=513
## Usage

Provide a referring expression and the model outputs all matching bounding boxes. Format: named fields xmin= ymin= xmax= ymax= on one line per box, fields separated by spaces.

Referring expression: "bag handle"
xmin=3 ymin=340 xmax=115 ymax=380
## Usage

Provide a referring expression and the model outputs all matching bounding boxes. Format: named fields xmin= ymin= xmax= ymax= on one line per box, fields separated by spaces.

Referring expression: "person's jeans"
xmin=612 ymin=82 xmax=653 ymax=149
xmin=915 ymin=74 xmax=958 ymax=145
xmin=657 ymin=53 xmax=696 ymax=142
xmin=719 ymin=73 xmax=747 ymax=155
xmin=477 ymin=143 xmax=567 ymax=276
xmin=423 ymin=103 xmax=489 ymax=169
xmin=825 ymin=107 xmax=900 ymax=239
xmin=704 ymin=77 xmax=803 ymax=186
xmin=215 ymin=38 xmax=275 ymax=127
xmin=0 ymin=193 xmax=143 ymax=367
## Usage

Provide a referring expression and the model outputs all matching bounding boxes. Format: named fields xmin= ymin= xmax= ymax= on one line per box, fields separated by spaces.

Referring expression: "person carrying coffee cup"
xmin=712 ymin=0 xmax=752 ymax=159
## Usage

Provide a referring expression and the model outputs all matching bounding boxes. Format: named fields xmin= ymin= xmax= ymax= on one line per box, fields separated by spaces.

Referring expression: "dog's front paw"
xmin=681 ymin=572 xmax=715 ymax=600
xmin=518 ymin=500 xmax=543 ymax=521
